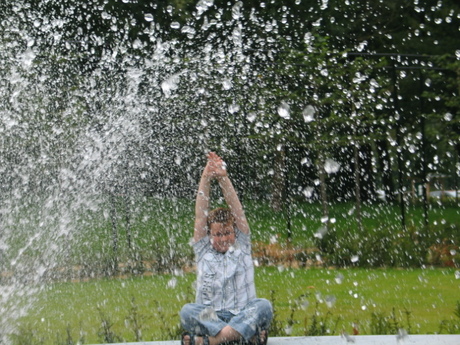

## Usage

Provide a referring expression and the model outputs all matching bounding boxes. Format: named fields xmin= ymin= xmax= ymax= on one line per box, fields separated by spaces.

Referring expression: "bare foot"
xmin=259 ymin=330 xmax=267 ymax=344
xmin=250 ymin=330 xmax=267 ymax=345
xmin=182 ymin=333 xmax=191 ymax=345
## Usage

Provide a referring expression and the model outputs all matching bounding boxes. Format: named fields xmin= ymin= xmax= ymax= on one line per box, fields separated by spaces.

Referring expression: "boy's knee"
xmin=256 ymin=298 xmax=273 ymax=323
xmin=180 ymin=303 xmax=195 ymax=319
xmin=247 ymin=298 xmax=273 ymax=321
xmin=256 ymin=298 xmax=272 ymax=312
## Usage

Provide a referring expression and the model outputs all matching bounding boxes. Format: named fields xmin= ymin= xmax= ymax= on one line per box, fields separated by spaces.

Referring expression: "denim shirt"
xmin=194 ymin=229 xmax=256 ymax=314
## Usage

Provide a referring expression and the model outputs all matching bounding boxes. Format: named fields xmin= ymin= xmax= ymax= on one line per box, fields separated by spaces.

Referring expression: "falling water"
xmin=0 ymin=0 xmax=459 ymax=343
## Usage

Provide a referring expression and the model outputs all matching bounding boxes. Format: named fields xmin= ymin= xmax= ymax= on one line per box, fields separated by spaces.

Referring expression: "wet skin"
xmin=209 ymin=222 xmax=236 ymax=253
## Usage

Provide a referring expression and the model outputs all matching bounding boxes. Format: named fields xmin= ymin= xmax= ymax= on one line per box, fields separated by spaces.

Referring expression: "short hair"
xmin=207 ymin=207 xmax=235 ymax=230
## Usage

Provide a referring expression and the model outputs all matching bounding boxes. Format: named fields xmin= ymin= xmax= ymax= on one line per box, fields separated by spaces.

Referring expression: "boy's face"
xmin=209 ymin=222 xmax=236 ymax=253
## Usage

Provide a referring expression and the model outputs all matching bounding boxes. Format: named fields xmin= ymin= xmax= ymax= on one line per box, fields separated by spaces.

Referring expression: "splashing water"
xmin=0 ymin=0 xmax=459 ymax=342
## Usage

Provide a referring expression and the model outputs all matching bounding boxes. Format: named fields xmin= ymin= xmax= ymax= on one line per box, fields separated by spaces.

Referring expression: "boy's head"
xmin=207 ymin=207 xmax=236 ymax=253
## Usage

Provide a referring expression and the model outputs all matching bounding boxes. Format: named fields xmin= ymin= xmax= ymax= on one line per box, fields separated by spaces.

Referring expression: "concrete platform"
xmin=91 ymin=334 xmax=460 ymax=345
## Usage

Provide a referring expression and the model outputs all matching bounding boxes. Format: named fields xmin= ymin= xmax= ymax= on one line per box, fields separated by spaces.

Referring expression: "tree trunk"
xmin=375 ymin=138 xmax=396 ymax=202
xmin=353 ymin=143 xmax=362 ymax=230
xmin=270 ymin=146 xmax=285 ymax=212
xmin=318 ymin=156 xmax=329 ymax=230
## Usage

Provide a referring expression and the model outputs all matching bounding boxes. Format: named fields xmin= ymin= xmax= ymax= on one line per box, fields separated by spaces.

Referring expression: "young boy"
xmin=180 ymin=152 xmax=272 ymax=345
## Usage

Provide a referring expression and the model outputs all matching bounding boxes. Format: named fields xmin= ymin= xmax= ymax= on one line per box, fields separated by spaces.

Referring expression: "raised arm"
xmin=194 ymin=152 xmax=250 ymax=242
xmin=210 ymin=153 xmax=250 ymax=235
xmin=217 ymin=174 xmax=250 ymax=235
xmin=194 ymin=160 xmax=213 ymax=242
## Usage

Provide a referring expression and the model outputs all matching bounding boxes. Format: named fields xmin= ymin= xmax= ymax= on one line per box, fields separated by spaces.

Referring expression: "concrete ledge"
xmin=91 ymin=334 xmax=460 ymax=345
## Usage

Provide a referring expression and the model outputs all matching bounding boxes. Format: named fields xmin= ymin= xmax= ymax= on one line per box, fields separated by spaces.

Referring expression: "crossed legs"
xmin=180 ymin=298 xmax=272 ymax=345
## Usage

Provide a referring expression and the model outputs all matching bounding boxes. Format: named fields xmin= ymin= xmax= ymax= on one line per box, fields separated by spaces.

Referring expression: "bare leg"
xmin=195 ymin=326 xmax=242 ymax=345
xmin=182 ymin=333 xmax=191 ymax=345
xmin=257 ymin=329 xmax=267 ymax=344
xmin=247 ymin=329 xmax=267 ymax=345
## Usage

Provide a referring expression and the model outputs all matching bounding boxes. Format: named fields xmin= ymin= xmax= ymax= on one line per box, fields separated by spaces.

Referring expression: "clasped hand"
xmin=204 ymin=152 xmax=227 ymax=178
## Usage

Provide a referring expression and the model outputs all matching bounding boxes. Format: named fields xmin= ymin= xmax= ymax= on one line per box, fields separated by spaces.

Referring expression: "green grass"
xmin=6 ymin=198 xmax=460 ymax=344
xmin=256 ymin=267 xmax=460 ymax=335
xmin=18 ymin=267 xmax=459 ymax=344
xmin=247 ymin=200 xmax=460 ymax=245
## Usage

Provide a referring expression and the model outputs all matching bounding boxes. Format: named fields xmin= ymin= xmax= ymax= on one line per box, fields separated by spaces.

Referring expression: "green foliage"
xmin=438 ymin=301 xmax=460 ymax=334
xmin=152 ymin=300 xmax=183 ymax=341
xmin=96 ymin=308 xmax=123 ymax=344
xmin=10 ymin=324 xmax=45 ymax=345
xmin=318 ymin=221 xmax=460 ymax=268
xmin=54 ymin=324 xmax=85 ymax=345
xmin=369 ymin=308 xmax=412 ymax=335
xmin=124 ymin=297 xmax=149 ymax=342
xmin=267 ymin=290 xmax=284 ymax=337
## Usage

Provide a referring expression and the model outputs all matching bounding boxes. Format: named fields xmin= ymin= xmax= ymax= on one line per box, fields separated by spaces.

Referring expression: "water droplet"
xmin=325 ymin=295 xmax=336 ymax=308
xmin=174 ymin=268 xmax=184 ymax=276
xmin=167 ymin=277 xmax=177 ymax=288
xmin=335 ymin=273 xmax=344 ymax=284
xmin=228 ymin=103 xmax=240 ymax=114
xmin=315 ymin=291 xmax=322 ymax=302
xmin=161 ymin=73 xmax=181 ymax=97
xmin=397 ymin=328 xmax=408 ymax=341
xmin=265 ymin=22 xmax=273 ymax=32
xmin=222 ymin=79 xmax=232 ymax=90
xmin=199 ymin=307 xmax=218 ymax=321
xmin=181 ymin=26 xmax=196 ymax=36
xmin=170 ymin=21 xmax=180 ymax=29
xmin=300 ymin=300 xmax=309 ymax=310
xmin=314 ymin=226 xmax=328 ymax=239
xmin=303 ymin=187 xmax=314 ymax=199
xmin=247 ymin=112 xmax=256 ymax=122
xmin=21 ymin=48 xmax=36 ymax=68
xmin=320 ymin=0 xmax=329 ymax=10
xmin=302 ymin=105 xmax=315 ymax=123
xmin=232 ymin=1 xmax=243 ymax=20
xmin=418 ymin=275 xmax=427 ymax=283
xmin=324 ymin=159 xmax=340 ymax=174
xmin=144 ymin=13 xmax=154 ymax=22
xmin=277 ymin=102 xmax=290 ymax=119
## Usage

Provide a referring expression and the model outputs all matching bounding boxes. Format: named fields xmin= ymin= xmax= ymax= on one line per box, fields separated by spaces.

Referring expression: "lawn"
xmin=18 ymin=267 xmax=460 ymax=344
xmin=7 ymin=198 xmax=460 ymax=344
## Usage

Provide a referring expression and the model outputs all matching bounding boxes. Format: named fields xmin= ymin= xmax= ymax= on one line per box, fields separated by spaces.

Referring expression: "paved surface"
xmin=90 ymin=334 xmax=460 ymax=345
